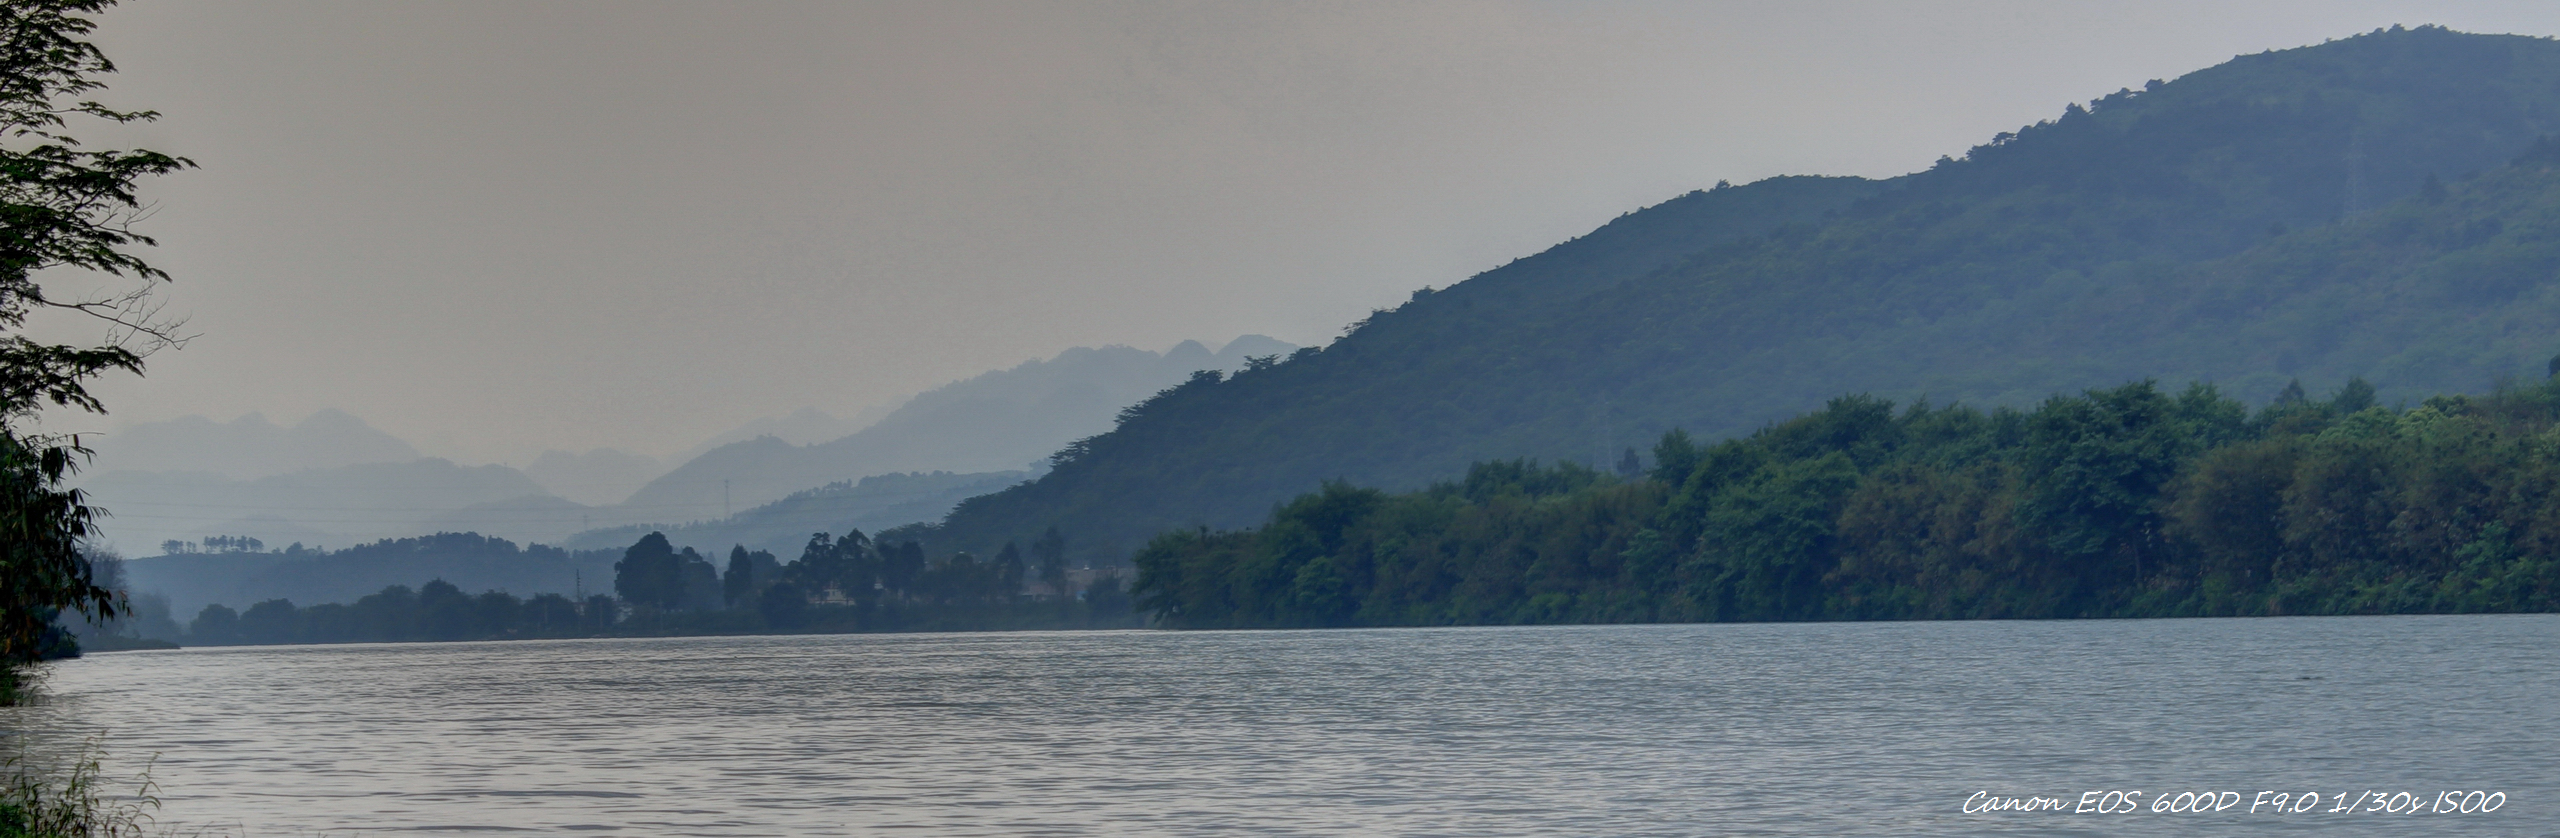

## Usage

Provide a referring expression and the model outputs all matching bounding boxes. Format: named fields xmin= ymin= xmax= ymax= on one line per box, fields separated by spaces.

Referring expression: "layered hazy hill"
xmin=910 ymin=27 xmax=2560 ymax=564
xmin=559 ymin=470 xmax=1030 ymax=557
xmin=518 ymin=408 xmax=887 ymax=507
xmin=616 ymin=336 xmax=1295 ymax=522
xmin=86 ymin=409 xmax=420 ymax=478
xmin=79 ymin=455 xmax=556 ymax=555
xmin=520 ymin=448 xmax=668 ymax=509
xmin=122 ymin=534 xmax=620 ymax=622
xmin=96 ymin=336 xmax=1291 ymax=606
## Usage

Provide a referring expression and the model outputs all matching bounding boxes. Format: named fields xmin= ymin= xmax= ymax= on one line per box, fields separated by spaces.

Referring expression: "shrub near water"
xmin=1134 ymin=378 xmax=2560 ymax=628
xmin=0 ymin=738 xmax=154 ymax=838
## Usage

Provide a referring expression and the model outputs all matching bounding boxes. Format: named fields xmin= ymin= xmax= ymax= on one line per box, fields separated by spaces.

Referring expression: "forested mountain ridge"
xmin=916 ymin=26 xmax=2560 ymax=564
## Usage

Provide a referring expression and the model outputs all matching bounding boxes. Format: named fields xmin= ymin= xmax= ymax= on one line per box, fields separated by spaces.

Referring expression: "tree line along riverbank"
xmin=155 ymin=531 xmax=1139 ymax=647
xmin=1131 ymin=377 xmax=2560 ymax=628
xmin=69 ymin=374 xmax=2560 ymax=648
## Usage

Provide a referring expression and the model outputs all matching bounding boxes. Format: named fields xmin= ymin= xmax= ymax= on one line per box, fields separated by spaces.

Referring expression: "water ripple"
xmin=12 ymin=616 xmax=2557 ymax=836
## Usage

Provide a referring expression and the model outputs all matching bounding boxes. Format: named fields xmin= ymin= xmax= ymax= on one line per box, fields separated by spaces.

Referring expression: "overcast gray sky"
xmin=42 ymin=0 xmax=2560 ymax=465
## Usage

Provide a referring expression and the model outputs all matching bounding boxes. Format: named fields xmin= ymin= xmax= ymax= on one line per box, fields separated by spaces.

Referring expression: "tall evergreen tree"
xmin=613 ymin=532 xmax=684 ymax=612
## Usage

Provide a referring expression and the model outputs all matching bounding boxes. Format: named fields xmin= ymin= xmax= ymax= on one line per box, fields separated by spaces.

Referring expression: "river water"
xmin=14 ymin=615 xmax=2558 ymax=836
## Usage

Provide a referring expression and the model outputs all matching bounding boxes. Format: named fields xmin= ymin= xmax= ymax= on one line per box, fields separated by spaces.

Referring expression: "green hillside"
xmin=913 ymin=26 xmax=2560 ymax=564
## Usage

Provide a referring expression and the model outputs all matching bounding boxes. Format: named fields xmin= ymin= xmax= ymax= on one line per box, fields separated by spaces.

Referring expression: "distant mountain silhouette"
xmin=562 ymin=470 xmax=1030 ymax=557
xmin=618 ymin=336 xmax=1294 ymax=520
xmin=521 ymin=448 xmax=664 ymax=507
xmin=84 ymin=458 xmax=553 ymax=556
xmin=664 ymin=406 xmax=889 ymax=468
xmin=96 ymin=335 xmax=1299 ymax=608
xmin=417 ymin=494 xmax=598 ymax=548
xmin=122 ymin=533 xmax=615 ymax=621
xmin=88 ymin=409 xmax=420 ymax=479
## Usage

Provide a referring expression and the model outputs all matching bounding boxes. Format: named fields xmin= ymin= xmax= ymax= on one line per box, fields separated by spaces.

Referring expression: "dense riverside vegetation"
xmin=913 ymin=27 xmax=2560 ymax=566
xmin=1133 ymin=378 xmax=2560 ymax=627
xmin=168 ymin=529 xmax=1135 ymax=646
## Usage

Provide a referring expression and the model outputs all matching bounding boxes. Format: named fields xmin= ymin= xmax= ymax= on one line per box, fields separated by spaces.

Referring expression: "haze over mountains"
xmin=87 ymin=409 xmax=420 ymax=479
xmin=621 ymin=336 xmax=1297 ymax=521
xmin=515 ymin=407 xmax=891 ymax=507
xmin=89 ymin=337 xmax=1291 ymax=563
xmin=86 ymin=457 xmax=551 ymax=555
xmin=519 ymin=447 xmax=668 ymax=508
xmin=899 ymin=27 xmax=2560 ymax=564
xmin=558 ymin=470 xmax=1032 ymax=558
xmin=104 ymin=27 xmax=2560 ymax=621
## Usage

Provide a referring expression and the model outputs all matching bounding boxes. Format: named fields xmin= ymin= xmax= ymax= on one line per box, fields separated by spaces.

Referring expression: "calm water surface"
xmin=14 ymin=616 xmax=2560 ymax=836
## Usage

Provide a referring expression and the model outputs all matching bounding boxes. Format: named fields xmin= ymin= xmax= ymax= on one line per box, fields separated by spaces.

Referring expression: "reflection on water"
xmin=19 ymin=615 xmax=2560 ymax=836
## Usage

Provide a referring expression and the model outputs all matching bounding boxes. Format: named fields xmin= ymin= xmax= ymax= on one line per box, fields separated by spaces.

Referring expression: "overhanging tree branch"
xmin=0 ymin=0 xmax=189 ymax=668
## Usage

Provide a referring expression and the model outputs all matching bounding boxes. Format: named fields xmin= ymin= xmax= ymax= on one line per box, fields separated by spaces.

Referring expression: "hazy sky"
xmin=40 ymin=0 xmax=2560 ymax=465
